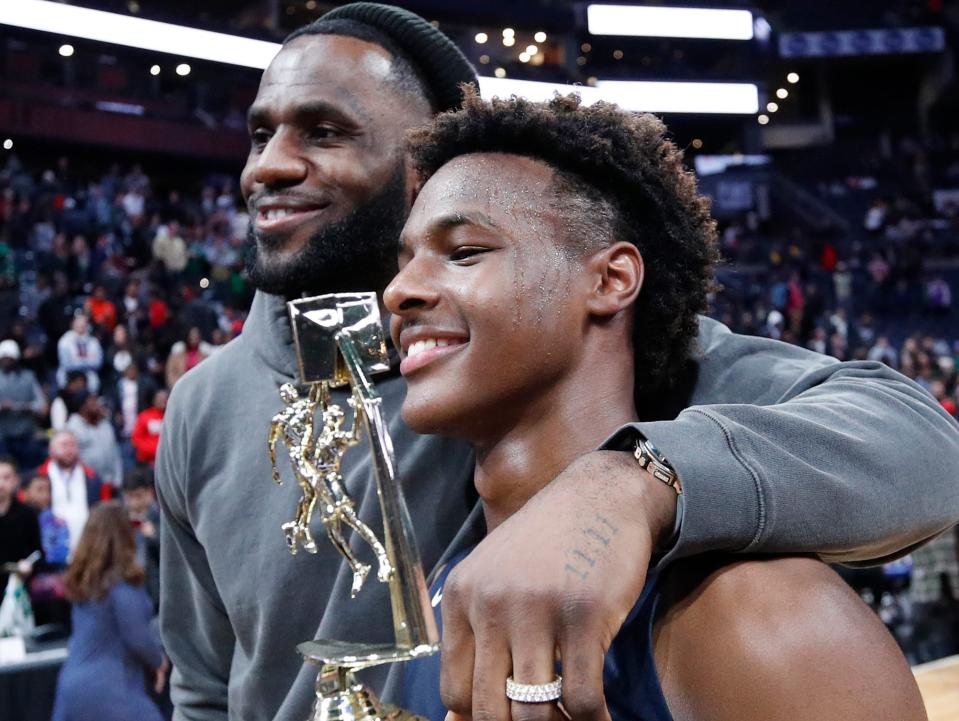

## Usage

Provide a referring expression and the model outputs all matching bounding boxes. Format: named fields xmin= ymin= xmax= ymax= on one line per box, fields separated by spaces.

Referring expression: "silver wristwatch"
xmin=633 ymin=438 xmax=682 ymax=495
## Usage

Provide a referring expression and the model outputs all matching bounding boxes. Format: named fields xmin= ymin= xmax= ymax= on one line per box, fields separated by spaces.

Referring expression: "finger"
xmin=558 ymin=627 xmax=611 ymax=721
xmin=446 ymin=713 xmax=471 ymax=721
xmin=509 ymin=631 xmax=566 ymax=721
xmin=440 ymin=573 xmax=476 ymax=716
xmin=471 ymin=628 xmax=512 ymax=721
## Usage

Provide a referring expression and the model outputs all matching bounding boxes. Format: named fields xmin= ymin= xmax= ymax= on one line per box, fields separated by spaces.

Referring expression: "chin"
xmin=401 ymin=391 xmax=469 ymax=438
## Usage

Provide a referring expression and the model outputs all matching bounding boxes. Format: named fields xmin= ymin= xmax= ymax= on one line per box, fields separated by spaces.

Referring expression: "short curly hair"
xmin=408 ymin=88 xmax=719 ymax=398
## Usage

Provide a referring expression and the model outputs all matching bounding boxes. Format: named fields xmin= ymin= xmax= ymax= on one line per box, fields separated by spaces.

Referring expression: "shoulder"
xmin=655 ymin=556 xmax=925 ymax=721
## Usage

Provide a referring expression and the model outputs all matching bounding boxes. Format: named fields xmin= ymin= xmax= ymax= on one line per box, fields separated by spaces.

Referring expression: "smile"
xmin=400 ymin=337 xmax=468 ymax=376
xmin=254 ymin=205 xmax=329 ymax=234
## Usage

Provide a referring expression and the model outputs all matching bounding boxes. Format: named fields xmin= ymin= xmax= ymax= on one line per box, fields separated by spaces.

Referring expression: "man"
xmin=56 ymin=313 xmax=103 ymax=393
xmin=0 ymin=338 xmax=48 ymax=470
xmin=131 ymin=389 xmax=167 ymax=466
xmin=156 ymin=5 xmax=959 ymax=721
xmin=0 ymin=458 xmax=41 ymax=592
xmin=386 ymin=90 xmax=924 ymax=721
xmin=39 ymin=430 xmax=103 ymax=554
xmin=65 ymin=391 xmax=124 ymax=488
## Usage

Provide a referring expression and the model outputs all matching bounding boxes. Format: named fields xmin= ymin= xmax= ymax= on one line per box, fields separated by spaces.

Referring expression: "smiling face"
xmin=240 ymin=34 xmax=431 ymax=296
xmin=385 ymin=153 xmax=603 ymax=439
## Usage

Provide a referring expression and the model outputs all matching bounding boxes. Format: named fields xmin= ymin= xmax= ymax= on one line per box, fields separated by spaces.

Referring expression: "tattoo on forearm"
xmin=565 ymin=513 xmax=620 ymax=582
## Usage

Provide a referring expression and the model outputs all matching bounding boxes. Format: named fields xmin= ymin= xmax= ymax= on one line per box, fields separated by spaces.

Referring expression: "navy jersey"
xmin=400 ymin=549 xmax=674 ymax=721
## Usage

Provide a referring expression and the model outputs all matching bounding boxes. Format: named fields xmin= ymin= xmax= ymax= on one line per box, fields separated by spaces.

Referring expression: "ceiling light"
xmin=519 ymin=52 xmax=530 ymax=63
xmin=494 ymin=67 xmax=506 ymax=78
xmin=479 ymin=54 xmax=490 ymax=64
xmin=149 ymin=64 xmax=160 ymax=75
xmin=526 ymin=45 xmax=537 ymax=55
xmin=503 ymin=36 xmax=515 ymax=47
xmin=478 ymin=78 xmax=761 ymax=114
xmin=766 ymin=101 xmax=778 ymax=112
xmin=2 ymin=139 xmax=12 ymax=150
xmin=613 ymin=49 xmax=624 ymax=59
xmin=787 ymin=72 xmax=799 ymax=83
xmin=475 ymin=32 xmax=488 ymax=44
xmin=534 ymin=31 xmax=546 ymax=43
xmin=581 ymin=42 xmax=591 ymax=53
xmin=692 ymin=138 xmax=703 ymax=149
xmin=502 ymin=28 xmax=514 ymax=38
xmin=776 ymin=87 xmax=788 ymax=99
xmin=0 ymin=0 xmax=280 ymax=69
xmin=305 ymin=0 xmax=316 ymax=8
xmin=176 ymin=62 xmax=190 ymax=76
xmin=758 ymin=114 xmax=769 ymax=125
xmin=576 ymin=56 xmax=587 ymax=65
xmin=587 ymin=4 xmax=754 ymax=40
xmin=58 ymin=43 xmax=74 ymax=56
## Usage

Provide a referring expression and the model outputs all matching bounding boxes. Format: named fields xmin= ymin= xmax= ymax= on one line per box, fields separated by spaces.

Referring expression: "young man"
xmin=0 ymin=459 xmax=41 ymax=590
xmin=384 ymin=91 xmax=926 ymax=721
xmin=156 ymin=4 xmax=959 ymax=720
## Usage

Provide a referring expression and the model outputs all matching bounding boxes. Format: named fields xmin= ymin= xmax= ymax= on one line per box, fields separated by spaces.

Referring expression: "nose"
xmin=252 ymin=129 xmax=308 ymax=188
xmin=383 ymin=256 xmax=441 ymax=316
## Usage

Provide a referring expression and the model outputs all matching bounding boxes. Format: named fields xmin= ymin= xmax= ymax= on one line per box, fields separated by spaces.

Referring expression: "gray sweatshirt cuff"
xmin=603 ymin=409 xmax=764 ymax=568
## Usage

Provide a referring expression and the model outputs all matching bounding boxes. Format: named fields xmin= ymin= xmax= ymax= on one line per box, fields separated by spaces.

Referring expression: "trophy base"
xmin=306 ymin=657 xmax=431 ymax=721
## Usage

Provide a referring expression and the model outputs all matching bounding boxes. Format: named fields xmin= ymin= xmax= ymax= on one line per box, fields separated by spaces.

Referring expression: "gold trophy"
xmin=269 ymin=292 xmax=439 ymax=721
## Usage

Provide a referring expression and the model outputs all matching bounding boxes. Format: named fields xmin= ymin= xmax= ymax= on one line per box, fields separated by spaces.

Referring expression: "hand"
xmin=440 ymin=450 xmax=677 ymax=721
xmin=140 ymin=520 xmax=156 ymax=539
xmin=154 ymin=655 xmax=170 ymax=694
xmin=15 ymin=559 xmax=33 ymax=578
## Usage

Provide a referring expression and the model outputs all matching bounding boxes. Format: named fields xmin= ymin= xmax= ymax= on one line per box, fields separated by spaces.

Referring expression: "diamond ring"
xmin=505 ymin=675 xmax=563 ymax=703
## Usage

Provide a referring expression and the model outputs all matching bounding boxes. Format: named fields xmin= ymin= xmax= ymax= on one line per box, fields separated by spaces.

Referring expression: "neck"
xmin=473 ymin=339 xmax=637 ymax=531
xmin=0 ymin=496 xmax=10 ymax=515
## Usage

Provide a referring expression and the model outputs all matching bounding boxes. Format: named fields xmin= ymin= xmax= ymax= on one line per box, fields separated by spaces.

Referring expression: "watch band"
xmin=633 ymin=438 xmax=682 ymax=495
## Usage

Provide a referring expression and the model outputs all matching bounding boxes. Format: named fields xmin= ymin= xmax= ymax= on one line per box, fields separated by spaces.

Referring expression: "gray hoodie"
xmin=157 ymin=291 xmax=959 ymax=721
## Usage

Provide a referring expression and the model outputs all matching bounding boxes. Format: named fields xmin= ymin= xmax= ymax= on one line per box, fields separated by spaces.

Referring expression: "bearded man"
xmin=156 ymin=4 xmax=959 ymax=721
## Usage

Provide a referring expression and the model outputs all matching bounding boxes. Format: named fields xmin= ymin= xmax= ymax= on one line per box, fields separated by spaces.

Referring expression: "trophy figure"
xmin=269 ymin=292 xmax=439 ymax=721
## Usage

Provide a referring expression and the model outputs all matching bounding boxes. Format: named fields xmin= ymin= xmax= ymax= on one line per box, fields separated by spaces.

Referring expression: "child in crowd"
xmin=21 ymin=473 xmax=71 ymax=626
xmin=122 ymin=468 xmax=160 ymax=613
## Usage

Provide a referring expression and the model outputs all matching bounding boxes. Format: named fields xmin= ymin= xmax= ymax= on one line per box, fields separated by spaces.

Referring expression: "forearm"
xmin=612 ymin=361 xmax=959 ymax=565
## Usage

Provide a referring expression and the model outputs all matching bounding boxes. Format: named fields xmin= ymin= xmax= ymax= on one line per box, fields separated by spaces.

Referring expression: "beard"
xmin=245 ymin=165 xmax=407 ymax=298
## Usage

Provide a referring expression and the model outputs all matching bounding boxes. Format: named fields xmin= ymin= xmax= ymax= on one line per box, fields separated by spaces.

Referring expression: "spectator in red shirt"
xmin=131 ymin=390 xmax=167 ymax=466
xmin=84 ymin=285 xmax=117 ymax=332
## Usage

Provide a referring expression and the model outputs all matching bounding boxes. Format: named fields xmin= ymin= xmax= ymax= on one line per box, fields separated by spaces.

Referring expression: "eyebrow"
xmin=398 ymin=211 xmax=499 ymax=253
xmin=246 ymin=99 xmax=365 ymax=130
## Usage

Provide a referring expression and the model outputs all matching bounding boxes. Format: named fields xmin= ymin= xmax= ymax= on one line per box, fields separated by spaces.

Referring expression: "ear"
xmin=584 ymin=241 xmax=644 ymax=318
xmin=404 ymin=155 xmax=423 ymax=210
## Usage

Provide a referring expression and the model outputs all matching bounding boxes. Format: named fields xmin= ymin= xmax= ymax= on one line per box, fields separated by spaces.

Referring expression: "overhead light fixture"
xmin=526 ymin=45 xmax=538 ymax=55
xmin=176 ymin=63 xmax=191 ymax=76
xmin=581 ymin=42 xmax=592 ymax=53
xmin=0 ymin=0 xmax=280 ymax=69
xmin=776 ymin=87 xmax=788 ymax=99
xmin=494 ymin=67 xmax=507 ymax=78
xmin=479 ymin=54 xmax=490 ymax=65
xmin=475 ymin=32 xmax=488 ymax=44
xmin=787 ymin=72 xmax=799 ymax=83
xmin=2 ymin=139 xmax=12 ymax=150
xmin=58 ymin=43 xmax=74 ymax=57
xmin=502 ymin=28 xmax=515 ymax=38
xmin=587 ymin=4 xmax=754 ymax=40
xmin=503 ymin=36 xmax=515 ymax=47
xmin=519 ymin=52 xmax=530 ymax=63
xmin=758 ymin=114 xmax=769 ymax=124
xmin=613 ymin=49 xmax=624 ymax=60
xmin=150 ymin=64 xmax=160 ymax=75
xmin=766 ymin=101 xmax=778 ymax=112
xmin=478 ymin=78 xmax=760 ymax=114
xmin=534 ymin=31 xmax=547 ymax=43
xmin=692 ymin=138 xmax=704 ymax=149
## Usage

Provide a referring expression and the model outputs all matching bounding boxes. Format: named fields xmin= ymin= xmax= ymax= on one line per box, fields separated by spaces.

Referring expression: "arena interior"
xmin=1 ymin=1 xmax=959 ymax=719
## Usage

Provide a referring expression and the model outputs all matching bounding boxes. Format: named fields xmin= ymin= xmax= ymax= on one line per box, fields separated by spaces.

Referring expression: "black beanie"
xmin=310 ymin=2 xmax=477 ymax=112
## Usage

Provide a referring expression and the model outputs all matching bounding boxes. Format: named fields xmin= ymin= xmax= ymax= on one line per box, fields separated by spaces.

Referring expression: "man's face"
xmin=23 ymin=478 xmax=50 ymax=511
xmin=50 ymin=433 xmax=79 ymax=467
xmin=240 ymin=34 xmax=430 ymax=297
xmin=385 ymin=153 xmax=594 ymax=438
xmin=0 ymin=463 xmax=18 ymax=504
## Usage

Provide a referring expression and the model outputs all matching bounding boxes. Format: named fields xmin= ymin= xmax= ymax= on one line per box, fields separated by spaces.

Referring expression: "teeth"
xmin=263 ymin=208 xmax=293 ymax=221
xmin=406 ymin=338 xmax=457 ymax=359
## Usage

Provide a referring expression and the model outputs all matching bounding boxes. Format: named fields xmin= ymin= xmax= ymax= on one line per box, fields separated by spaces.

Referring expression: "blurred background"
xmin=0 ymin=0 xmax=958 ymax=719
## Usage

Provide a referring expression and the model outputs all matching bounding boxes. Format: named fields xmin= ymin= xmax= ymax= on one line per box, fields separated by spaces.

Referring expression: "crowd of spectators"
xmin=0 ymin=132 xmax=957 ymax=666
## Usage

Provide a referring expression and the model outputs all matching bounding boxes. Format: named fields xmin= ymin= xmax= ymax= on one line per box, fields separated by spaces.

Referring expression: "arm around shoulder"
xmin=654 ymin=556 xmax=926 ymax=721
xmin=629 ymin=320 xmax=959 ymax=564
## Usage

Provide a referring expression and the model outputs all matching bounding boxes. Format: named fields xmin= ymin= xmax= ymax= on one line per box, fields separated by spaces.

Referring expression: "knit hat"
xmin=304 ymin=2 xmax=477 ymax=112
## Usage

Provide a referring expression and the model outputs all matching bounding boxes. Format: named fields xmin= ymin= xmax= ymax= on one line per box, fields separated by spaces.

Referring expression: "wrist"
xmin=601 ymin=449 xmax=678 ymax=549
